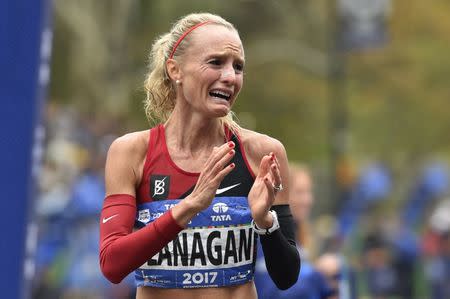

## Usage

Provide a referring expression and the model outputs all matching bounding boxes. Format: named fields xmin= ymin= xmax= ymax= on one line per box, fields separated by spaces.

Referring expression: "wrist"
xmin=183 ymin=195 xmax=202 ymax=213
xmin=254 ymin=212 xmax=274 ymax=229
xmin=252 ymin=210 xmax=280 ymax=235
xmin=172 ymin=196 xmax=200 ymax=227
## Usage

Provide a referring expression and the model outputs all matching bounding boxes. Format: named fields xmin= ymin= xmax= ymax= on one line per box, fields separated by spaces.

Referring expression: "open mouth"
xmin=209 ymin=89 xmax=232 ymax=101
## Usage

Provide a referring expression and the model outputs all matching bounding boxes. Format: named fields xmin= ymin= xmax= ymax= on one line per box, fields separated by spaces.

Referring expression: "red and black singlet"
xmin=136 ymin=124 xmax=255 ymax=205
xmin=133 ymin=124 xmax=257 ymax=288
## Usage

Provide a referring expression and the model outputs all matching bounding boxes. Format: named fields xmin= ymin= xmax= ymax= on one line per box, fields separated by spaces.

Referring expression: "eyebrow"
xmin=206 ymin=51 xmax=245 ymax=64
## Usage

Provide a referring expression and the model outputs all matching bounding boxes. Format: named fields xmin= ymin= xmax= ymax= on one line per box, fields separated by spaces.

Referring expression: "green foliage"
xmin=49 ymin=0 xmax=450 ymax=165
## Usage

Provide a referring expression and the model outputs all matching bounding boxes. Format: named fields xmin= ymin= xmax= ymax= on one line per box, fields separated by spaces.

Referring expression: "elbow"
xmin=274 ymin=274 xmax=297 ymax=290
xmin=99 ymin=254 xmax=126 ymax=284
xmin=101 ymin=268 xmax=124 ymax=284
xmin=275 ymin=275 xmax=298 ymax=290
xmin=275 ymin=255 xmax=301 ymax=290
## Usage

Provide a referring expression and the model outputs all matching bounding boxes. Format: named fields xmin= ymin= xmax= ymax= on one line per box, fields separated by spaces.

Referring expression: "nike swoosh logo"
xmin=102 ymin=214 xmax=118 ymax=224
xmin=216 ymin=183 xmax=241 ymax=195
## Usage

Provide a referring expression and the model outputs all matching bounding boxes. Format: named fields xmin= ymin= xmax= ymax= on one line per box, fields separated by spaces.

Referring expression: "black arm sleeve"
xmin=259 ymin=204 xmax=301 ymax=290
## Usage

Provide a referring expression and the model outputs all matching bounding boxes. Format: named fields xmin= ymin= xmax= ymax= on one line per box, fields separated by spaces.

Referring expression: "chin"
xmin=212 ymin=109 xmax=230 ymax=118
xmin=208 ymin=104 xmax=231 ymax=118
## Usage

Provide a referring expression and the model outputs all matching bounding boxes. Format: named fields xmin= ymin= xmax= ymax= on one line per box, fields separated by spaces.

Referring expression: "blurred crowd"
xmin=32 ymin=104 xmax=450 ymax=299
xmin=32 ymin=104 xmax=135 ymax=299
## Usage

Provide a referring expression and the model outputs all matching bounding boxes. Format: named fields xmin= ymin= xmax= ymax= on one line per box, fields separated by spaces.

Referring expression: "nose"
xmin=220 ymin=65 xmax=236 ymax=84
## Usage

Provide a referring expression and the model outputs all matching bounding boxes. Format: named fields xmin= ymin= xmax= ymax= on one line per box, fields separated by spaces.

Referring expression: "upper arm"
xmin=104 ymin=134 xmax=144 ymax=197
xmin=242 ymin=130 xmax=290 ymax=205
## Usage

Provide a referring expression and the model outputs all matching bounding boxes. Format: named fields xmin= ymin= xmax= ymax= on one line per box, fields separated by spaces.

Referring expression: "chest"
xmin=167 ymin=150 xmax=210 ymax=174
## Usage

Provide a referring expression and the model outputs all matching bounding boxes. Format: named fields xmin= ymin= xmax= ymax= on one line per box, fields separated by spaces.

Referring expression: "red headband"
xmin=168 ymin=21 xmax=211 ymax=59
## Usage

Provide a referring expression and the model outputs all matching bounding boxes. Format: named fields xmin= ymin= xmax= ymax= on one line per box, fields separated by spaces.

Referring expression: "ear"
xmin=166 ymin=58 xmax=182 ymax=82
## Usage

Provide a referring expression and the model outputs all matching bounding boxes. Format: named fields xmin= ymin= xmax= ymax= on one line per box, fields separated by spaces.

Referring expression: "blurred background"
xmin=4 ymin=0 xmax=449 ymax=298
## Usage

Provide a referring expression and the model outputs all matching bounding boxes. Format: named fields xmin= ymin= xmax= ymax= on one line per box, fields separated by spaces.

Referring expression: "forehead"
xmin=186 ymin=25 xmax=244 ymax=59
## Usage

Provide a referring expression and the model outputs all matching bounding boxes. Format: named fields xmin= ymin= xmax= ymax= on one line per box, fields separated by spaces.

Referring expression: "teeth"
xmin=217 ymin=91 xmax=231 ymax=97
xmin=210 ymin=90 xmax=231 ymax=98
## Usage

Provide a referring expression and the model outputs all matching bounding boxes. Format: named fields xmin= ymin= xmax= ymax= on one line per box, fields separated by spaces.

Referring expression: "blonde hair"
xmin=144 ymin=13 xmax=241 ymax=133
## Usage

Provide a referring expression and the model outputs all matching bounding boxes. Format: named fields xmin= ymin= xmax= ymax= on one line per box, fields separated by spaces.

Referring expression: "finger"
xmin=263 ymin=176 xmax=275 ymax=195
xmin=269 ymin=152 xmax=282 ymax=189
xmin=214 ymin=162 xmax=235 ymax=183
xmin=211 ymin=148 xmax=235 ymax=175
xmin=258 ymin=154 xmax=273 ymax=178
xmin=204 ymin=142 xmax=234 ymax=170
xmin=271 ymin=152 xmax=281 ymax=169
xmin=270 ymin=163 xmax=282 ymax=187
xmin=202 ymin=146 xmax=218 ymax=170
xmin=210 ymin=141 xmax=235 ymax=165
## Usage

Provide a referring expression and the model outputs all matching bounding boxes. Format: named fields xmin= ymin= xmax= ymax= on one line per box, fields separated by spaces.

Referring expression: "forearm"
xmin=259 ymin=205 xmax=301 ymax=290
xmin=99 ymin=194 xmax=183 ymax=283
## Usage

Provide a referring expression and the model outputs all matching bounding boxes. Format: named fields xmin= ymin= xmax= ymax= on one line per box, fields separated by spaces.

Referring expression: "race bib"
xmin=134 ymin=197 xmax=256 ymax=288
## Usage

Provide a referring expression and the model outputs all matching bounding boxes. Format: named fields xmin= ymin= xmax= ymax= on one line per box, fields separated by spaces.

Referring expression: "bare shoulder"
xmin=105 ymin=130 xmax=150 ymax=196
xmin=239 ymin=128 xmax=286 ymax=160
xmin=107 ymin=130 xmax=149 ymax=161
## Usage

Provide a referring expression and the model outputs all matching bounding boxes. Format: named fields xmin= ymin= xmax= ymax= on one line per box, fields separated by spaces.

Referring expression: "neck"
xmin=164 ymin=105 xmax=225 ymax=153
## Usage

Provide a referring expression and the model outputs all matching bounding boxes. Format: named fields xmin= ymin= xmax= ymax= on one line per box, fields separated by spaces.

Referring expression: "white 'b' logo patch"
xmin=150 ymin=175 xmax=170 ymax=200
xmin=154 ymin=177 xmax=167 ymax=196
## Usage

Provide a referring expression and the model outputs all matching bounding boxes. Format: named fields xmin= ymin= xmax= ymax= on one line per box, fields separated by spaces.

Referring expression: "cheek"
xmin=186 ymin=67 xmax=217 ymax=86
xmin=182 ymin=84 xmax=196 ymax=101
xmin=202 ymin=69 xmax=221 ymax=83
xmin=236 ymin=75 xmax=244 ymax=91
xmin=184 ymin=74 xmax=210 ymax=98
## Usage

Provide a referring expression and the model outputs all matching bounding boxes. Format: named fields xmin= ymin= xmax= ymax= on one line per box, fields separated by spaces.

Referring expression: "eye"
xmin=234 ymin=63 xmax=244 ymax=72
xmin=208 ymin=59 xmax=222 ymax=66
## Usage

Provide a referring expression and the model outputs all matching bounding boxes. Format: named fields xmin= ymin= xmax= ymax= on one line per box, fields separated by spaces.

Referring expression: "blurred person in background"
xmin=61 ymin=139 xmax=136 ymax=299
xmin=99 ymin=12 xmax=300 ymax=299
xmin=362 ymin=232 xmax=398 ymax=299
xmin=423 ymin=199 xmax=450 ymax=299
xmin=388 ymin=220 xmax=419 ymax=299
xmin=254 ymin=164 xmax=336 ymax=299
xmin=33 ymin=105 xmax=135 ymax=299
xmin=315 ymin=253 xmax=340 ymax=299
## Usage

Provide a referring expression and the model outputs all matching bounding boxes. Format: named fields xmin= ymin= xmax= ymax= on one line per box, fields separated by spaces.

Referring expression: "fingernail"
xmin=230 ymin=163 xmax=235 ymax=168
xmin=228 ymin=141 xmax=235 ymax=148
xmin=229 ymin=149 xmax=235 ymax=155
